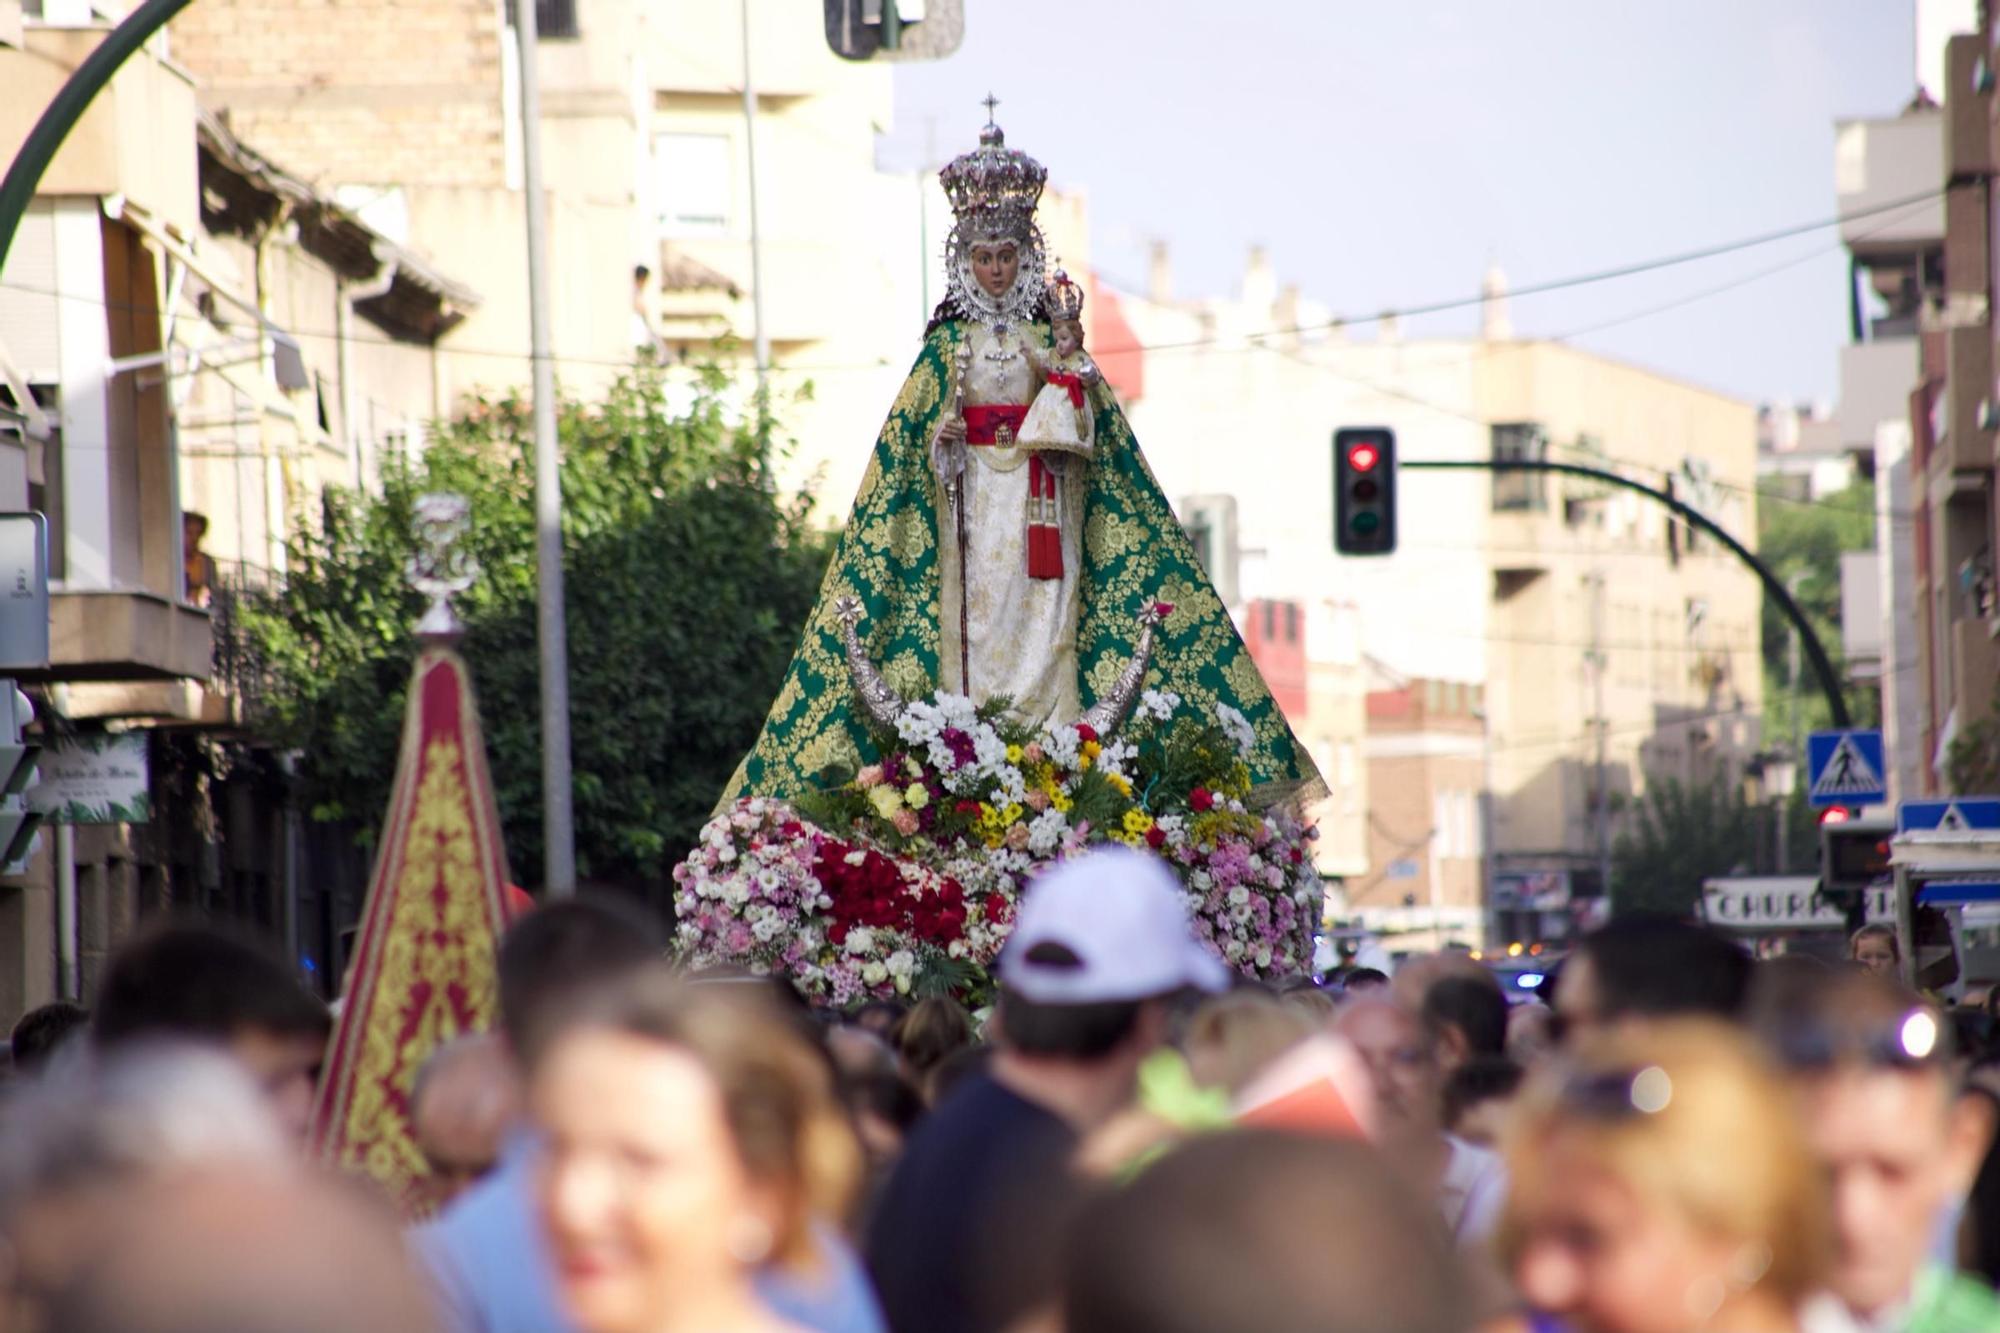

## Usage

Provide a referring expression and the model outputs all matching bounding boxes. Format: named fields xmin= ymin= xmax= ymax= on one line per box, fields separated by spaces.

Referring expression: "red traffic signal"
xmin=1334 ymin=427 xmax=1396 ymax=556
xmin=1819 ymin=805 xmax=1851 ymax=826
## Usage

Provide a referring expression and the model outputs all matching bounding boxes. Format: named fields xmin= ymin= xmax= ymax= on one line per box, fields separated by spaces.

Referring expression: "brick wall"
xmin=170 ymin=0 xmax=507 ymax=189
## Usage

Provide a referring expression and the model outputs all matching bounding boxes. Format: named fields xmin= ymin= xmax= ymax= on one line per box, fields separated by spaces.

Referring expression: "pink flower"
xmin=856 ymin=764 xmax=886 ymax=789
xmin=892 ymin=808 xmax=921 ymax=837
xmin=1152 ymin=601 xmax=1176 ymax=618
xmin=1023 ymin=742 xmax=1045 ymax=765
xmin=1006 ymin=822 xmax=1032 ymax=851
xmin=1024 ymin=788 xmax=1050 ymax=813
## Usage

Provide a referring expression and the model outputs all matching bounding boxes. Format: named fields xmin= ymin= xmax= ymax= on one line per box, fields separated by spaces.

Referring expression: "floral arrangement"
xmin=673 ymin=689 xmax=1322 ymax=1002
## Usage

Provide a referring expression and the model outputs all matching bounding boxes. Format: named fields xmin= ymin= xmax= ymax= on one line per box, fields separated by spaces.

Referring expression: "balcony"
xmin=1837 ymin=340 xmax=1920 ymax=450
xmin=1941 ymin=325 xmax=1994 ymax=474
xmin=1836 ymin=112 xmax=1946 ymax=256
xmin=1954 ymin=615 xmax=2000 ymax=720
xmin=44 ymin=590 xmax=211 ymax=682
xmin=1948 ymin=35 xmax=1996 ymax=180
xmin=0 ymin=28 xmax=199 ymax=238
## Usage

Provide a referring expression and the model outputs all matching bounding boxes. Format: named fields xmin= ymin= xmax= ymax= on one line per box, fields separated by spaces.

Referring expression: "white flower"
xmin=862 ymin=961 xmax=889 ymax=986
xmin=886 ymin=949 xmax=916 ymax=978
xmin=845 ymin=927 xmax=876 ymax=955
xmin=1227 ymin=885 xmax=1250 ymax=907
xmin=1139 ymin=688 xmax=1181 ymax=723
xmin=1214 ymin=702 xmax=1256 ymax=759
xmin=1026 ymin=808 xmax=1069 ymax=856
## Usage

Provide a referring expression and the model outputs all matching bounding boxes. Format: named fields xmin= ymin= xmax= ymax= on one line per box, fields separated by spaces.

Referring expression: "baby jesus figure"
xmin=1015 ymin=274 xmax=1096 ymax=579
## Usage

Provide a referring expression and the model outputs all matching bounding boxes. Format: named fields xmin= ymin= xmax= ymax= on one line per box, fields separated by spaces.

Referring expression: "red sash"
xmin=956 ymin=403 xmax=1061 ymax=580
xmin=964 ymin=403 xmax=1029 ymax=445
xmin=1047 ymin=372 xmax=1086 ymax=408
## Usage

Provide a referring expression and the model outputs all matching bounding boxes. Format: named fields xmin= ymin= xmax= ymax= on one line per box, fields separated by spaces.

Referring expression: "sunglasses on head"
xmin=1771 ymin=1008 xmax=1942 ymax=1071
xmin=1559 ymin=1064 xmax=1674 ymax=1117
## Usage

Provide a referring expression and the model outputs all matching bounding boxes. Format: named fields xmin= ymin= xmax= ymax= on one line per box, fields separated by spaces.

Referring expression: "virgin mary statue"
xmin=721 ymin=115 xmax=1324 ymax=805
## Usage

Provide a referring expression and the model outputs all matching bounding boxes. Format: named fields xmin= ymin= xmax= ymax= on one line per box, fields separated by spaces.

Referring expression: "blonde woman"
xmin=532 ymin=970 xmax=866 ymax=1333
xmin=1499 ymin=1021 xmax=1829 ymax=1333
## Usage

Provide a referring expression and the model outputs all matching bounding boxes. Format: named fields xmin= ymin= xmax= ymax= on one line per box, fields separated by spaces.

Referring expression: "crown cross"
xmin=981 ymin=92 xmax=1000 ymax=126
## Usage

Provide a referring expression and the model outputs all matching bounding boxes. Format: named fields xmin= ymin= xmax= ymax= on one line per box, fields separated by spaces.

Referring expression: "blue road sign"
xmin=1898 ymin=797 xmax=2000 ymax=834
xmin=1807 ymin=730 xmax=1887 ymax=808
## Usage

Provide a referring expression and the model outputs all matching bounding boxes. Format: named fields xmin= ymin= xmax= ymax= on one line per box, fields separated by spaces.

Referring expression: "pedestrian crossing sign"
xmin=1807 ymin=729 xmax=1886 ymax=808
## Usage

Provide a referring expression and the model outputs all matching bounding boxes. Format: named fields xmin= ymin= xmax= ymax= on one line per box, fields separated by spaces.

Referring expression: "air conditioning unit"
xmin=1179 ymin=493 xmax=1240 ymax=607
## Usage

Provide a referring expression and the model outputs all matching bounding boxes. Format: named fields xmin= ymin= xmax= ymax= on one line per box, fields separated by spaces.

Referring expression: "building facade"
xmin=1116 ymin=249 xmax=1764 ymax=943
xmin=0 ymin=5 xmax=469 ymax=1023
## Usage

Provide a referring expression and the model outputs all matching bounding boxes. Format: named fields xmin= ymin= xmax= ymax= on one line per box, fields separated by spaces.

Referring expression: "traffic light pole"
xmin=1403 ymin=459 xmax=1851 ymax=730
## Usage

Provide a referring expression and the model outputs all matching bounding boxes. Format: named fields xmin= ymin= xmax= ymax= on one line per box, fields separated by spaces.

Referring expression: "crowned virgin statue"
xmin=720 ymin=113 xmax=1324 ymax=806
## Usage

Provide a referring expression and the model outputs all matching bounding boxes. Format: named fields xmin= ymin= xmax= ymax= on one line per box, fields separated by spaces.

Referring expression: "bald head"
xmin=46 ymin=1167 xmax=436 ymax=1333
xmin=410 ymin=1032 xmax=521 ymax=1204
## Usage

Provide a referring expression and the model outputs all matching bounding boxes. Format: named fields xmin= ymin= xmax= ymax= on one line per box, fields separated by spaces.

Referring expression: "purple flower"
xmin=940 ymin=727 xmax=977 ymax=769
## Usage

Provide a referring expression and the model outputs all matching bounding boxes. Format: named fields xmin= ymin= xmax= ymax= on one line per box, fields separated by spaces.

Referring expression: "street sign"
xmin=1807 ymin=729 xmax=1886 ymax=808
xmin=0 ymin=513 xmax=48 ymax=670
xmin=1898 ymin=797 xmax=2000 ymax=834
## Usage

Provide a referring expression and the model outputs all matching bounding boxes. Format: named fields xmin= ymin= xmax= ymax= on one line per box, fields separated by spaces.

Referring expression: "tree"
xmin=1757 ymin=481 xmax=1876 ymax=743
xmin=1610 ymin=776 xmax=1757 ymax=917
xmin=240 ymin=364 xmax=832 ymax=889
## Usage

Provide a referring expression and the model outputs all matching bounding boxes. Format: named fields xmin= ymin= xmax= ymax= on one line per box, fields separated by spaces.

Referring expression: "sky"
xmin=880 ymin=0 xmax=1918 ymax=408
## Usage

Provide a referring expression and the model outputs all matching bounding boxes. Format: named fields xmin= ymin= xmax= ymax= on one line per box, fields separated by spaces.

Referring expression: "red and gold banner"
xmin=309 ymin=647 xmax=514 ymax=1217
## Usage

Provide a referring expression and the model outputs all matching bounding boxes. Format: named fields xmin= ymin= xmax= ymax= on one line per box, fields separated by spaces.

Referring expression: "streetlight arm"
xmin=1403 ymin=459 xmax=1851 ymax=730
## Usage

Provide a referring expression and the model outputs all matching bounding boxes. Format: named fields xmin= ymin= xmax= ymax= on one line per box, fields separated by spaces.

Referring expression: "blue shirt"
xmin=415 ymin=1132 xmax=884 ymax=1333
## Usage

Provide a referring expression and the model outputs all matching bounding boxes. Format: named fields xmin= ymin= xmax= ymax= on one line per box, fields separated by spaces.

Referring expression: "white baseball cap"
xmin=999 ymin=847 xmax=1231 ymax=1004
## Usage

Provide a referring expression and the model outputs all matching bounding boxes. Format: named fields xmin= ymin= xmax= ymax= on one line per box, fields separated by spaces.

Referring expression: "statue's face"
xmin=969 ymin=240 xmax=1020 ymax=299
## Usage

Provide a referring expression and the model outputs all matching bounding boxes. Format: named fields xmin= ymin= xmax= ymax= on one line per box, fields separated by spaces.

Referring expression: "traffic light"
xmin=1819 ymin=812 xmax=1891 ymax=920
xmin=1334 ymin=427 xmax=1396 ymax=555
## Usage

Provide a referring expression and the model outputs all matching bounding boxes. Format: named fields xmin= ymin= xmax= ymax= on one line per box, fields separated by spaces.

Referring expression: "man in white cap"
xmin=864 ymin=847 xmax=1228 ymax=1333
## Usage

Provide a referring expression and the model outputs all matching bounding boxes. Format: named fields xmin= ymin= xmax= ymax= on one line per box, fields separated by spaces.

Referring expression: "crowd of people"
xmin=6 ymin=848 xmax=2000 ymax=1333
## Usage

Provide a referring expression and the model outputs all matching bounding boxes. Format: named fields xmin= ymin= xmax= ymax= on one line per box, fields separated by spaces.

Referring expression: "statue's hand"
xmin=1077 ymin=356 xmax=1103 ymax=388
xmin=937 ymin=416 xmax=968 ymax=445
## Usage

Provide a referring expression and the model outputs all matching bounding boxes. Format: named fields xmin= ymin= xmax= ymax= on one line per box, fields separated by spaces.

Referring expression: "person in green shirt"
xmin=1756 ymin=970 xmax=2000 ymax=1333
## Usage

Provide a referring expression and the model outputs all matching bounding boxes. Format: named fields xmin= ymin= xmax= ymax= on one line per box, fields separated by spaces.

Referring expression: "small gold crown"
xmin=1049 ymin=270 xmax=1085 ymax=322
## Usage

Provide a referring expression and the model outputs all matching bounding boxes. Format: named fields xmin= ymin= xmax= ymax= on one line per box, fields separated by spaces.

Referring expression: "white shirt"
xmin=1440 ymin=1133 xmax=1508 ymax=1246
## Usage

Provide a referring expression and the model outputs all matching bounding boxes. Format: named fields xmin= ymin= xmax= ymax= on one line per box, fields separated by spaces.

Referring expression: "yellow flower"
xmin=868 ymin=786 xmax=904 ymax=820
xmin=1051 ymin=790 xmax=1074 ymax=813
xmin=1082 ymin=740 xmax=1103 ymax=761
xmin=1078 ymin=752 xmax=1094 ymax=772
xmin=1122 ymin=809 xmax=1154 ymax=835
xmin=905 ymin=784 xmax=929 ymax=811
xmin=1107 ymin=773 xmax=1133 ymax=797
xmin=1005 ymin=744 xmax=1024 ymax=765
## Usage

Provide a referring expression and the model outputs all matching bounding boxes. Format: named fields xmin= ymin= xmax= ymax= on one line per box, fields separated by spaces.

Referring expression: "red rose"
xmin=1075 ymin=723 xmax=1098 ymax=744
xmin=1146 ymin=826 xmax=1167 ymax=850
xmin=956 ymin=800 xmax=982 ymax=816
xmin=1290 ymin=848 xmax=1304 ymax=864
xmin=1152 ymin=601 xmax=1176 ymax=618
xmin=1190 ymin=788 xmax=1213 ymax=812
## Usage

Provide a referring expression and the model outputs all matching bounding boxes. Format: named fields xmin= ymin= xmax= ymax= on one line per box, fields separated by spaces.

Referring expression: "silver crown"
xmin=939 ymin=121 xmax=1046 ymax=241
xmin=1048 ymin=270 xmax=1084 ymax=323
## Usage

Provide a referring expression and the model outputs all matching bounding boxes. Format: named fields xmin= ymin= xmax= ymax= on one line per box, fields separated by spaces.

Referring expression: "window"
xmin=654 ymin=133 xmax=732 ymax=236
xmin=1284 ymin=602 xmax=1299 ymax=643
xmin=538 ymin=0 xmax=579 ymax=37
xmin=1491 ymin=423 xmax=1547 ymax=512
xmin=1262 ymin=601 xmax=1277 ymax=639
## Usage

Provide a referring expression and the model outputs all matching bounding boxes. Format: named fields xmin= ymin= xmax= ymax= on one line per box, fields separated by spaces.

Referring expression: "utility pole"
xmin=741 ymin=0 xmax=771 ymax=426
xmin=1588 ymin=568 xmax=1612 ymax=905
xmin=513 ymin=0 xmax=576 ymax=896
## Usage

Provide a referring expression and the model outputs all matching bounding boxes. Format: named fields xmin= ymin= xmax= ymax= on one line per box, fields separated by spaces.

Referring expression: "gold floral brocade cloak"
xmin=719 ymin=319 xmax=1326 ymax=808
